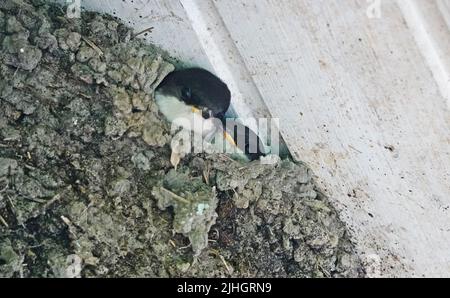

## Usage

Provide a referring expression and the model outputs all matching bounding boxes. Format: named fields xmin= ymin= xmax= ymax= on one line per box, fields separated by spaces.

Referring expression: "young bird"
xmin=155 ymin=68 xmax=266 ymax=164
xmin=154 ymin=68 xmax=230 ymax=138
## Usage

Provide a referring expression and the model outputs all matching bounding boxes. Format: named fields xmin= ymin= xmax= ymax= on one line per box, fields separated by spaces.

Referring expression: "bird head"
xmin=156 ymin=68 xmax=231 ymax=119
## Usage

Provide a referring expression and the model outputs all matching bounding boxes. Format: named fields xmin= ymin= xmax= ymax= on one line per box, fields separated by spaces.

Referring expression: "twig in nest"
xmin=6 ymin=195 xmax=16 ymax=212
xmin=218 ymin=153 xmax=240 ymax=164
xmin=29 ymin=186 xmax=71 ymax=220
xmin=0 ymin=215 xmax=9 ymax=228
xmin=160 ymin=187 xmax=189 ymax=204
xmin=178 ymin=243 xmax=192 ymax=250
xmin=24 ymin=164 xmax=36 ymax=171
xmin=24 ymin=197 xmax=47 ymax=204
xmin=209 ymin=249 xmax=232 ymax=274
xmin=203 ymin=163 xmax=210 ymax=185
xmin=42 ymin=190 xmax=65 ymax=209
xmin=61 ymin=215 xmax=78 ymax=239
xmin=60 ymin=215 xmax=72 ymax=226
xmin=132 ymin=27 xmax=154 ymax=39
xmin=219 ymin=255 xmax=233 ymax=274
xmin=79 ymin=93 xmax=92 ymax=99
xmin=81 ymin=36 xmax=104 ymax=56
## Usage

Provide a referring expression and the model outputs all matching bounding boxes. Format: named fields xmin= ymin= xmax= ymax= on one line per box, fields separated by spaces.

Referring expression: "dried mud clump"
xmin=152 ymin=170 xmax=218 ymax=256
xmin=0 ymin=0 xmax=364 ymax=277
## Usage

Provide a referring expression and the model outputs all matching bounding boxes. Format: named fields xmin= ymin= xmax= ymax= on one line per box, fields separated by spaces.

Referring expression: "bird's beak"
xmin=191 ymin=106 xmax=201 ymax=114
xmin=223 ymin=131 xmax=236 ymax=147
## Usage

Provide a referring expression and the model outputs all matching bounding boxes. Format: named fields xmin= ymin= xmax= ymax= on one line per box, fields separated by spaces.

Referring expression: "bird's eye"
xmin=202 ymin=108 xmax=212 ymax=119
xmin=181 ymin=87 xmax=191 ymax=100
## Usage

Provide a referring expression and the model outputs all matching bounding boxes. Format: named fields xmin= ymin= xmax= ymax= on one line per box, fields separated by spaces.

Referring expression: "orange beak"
xmin=191 ymin=106 xmax=201 ymax=114
xmin=191 ymin=106 xmax=236 ymax=147
xmin=223 ymin=131 xmax=236 ymax=147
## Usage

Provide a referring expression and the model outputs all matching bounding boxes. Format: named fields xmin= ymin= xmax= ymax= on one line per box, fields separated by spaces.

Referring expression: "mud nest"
xmin=0 ymin=0 xmax=364 ymax=277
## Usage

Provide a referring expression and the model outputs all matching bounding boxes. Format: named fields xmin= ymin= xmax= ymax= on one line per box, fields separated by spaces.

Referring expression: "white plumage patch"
xmin=155 ymin=91 xmax=215 ymax=136
xmin=155 ymin=91 xmax=249 ymax=161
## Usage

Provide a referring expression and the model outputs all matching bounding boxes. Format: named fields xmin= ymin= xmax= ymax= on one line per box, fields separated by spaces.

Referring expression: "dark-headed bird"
xmin=155 ymin=68 xmax=266 ymax=162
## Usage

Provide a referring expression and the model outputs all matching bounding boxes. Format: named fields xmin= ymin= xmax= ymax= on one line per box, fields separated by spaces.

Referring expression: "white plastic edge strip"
xmin=397 ymin=0 xmax=450 ymax=110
